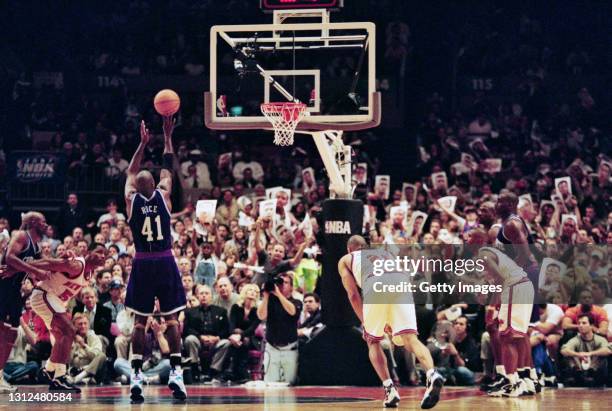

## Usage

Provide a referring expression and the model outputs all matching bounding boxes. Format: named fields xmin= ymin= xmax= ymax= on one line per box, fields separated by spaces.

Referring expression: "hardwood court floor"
xmin=1 ymin=385 xmax=610 ymax=410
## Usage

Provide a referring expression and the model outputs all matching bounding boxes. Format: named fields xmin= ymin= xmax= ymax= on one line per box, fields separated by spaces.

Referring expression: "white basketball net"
xmin=261 ymin=102 xmax=307 ymax=146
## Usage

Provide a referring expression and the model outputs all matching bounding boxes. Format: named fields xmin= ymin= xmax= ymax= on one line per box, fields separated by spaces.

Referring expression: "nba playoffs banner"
xmin=7 ymin=151 xmax=67 ymax=183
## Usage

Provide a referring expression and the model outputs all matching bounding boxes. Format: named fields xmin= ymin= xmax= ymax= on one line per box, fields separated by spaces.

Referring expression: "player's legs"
xmin=392 ymin=303 xmax=443 ymax=410
xmin=130 ymin=314 xmax=147 ymax=403
xmin=362 ymin=304 xmax=400 ymax=407
xmin=367 ymin=339 xmax=392 ymax=382
xmin=164 ymin=313 xmax=186 ymax=401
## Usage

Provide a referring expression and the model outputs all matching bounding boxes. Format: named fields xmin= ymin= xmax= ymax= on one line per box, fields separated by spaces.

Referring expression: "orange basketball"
xmin=153 ymin=89 xmax=181 ymax=116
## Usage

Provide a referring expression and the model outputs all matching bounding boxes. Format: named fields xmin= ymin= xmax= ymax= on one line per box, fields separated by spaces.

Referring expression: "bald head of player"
xmin=346 ymin=235 xmax=367 ymax=253
xmin=135 ymin=170 xmax=156 ymax=198
xmin=495 ymin=192 xmax=518 ymax=220
xmin=20 ymin=211 xmax=48 ymax=237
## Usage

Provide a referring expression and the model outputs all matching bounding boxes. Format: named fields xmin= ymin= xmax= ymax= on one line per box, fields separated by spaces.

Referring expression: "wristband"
xmin=163 ymin=153 xmax=173 ymax=170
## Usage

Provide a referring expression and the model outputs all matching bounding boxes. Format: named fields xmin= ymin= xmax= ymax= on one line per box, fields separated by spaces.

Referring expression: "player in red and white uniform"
xmin=16 ymin=245 xmax=106 ymax=392
xmin=470 ymin=229 xmax=535 ymax=397
xmin=338 ymin=235 xmax=444 ymax=409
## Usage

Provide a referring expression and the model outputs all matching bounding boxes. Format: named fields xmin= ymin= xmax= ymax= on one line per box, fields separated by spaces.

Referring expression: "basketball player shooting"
xmin=338 ymin=235 xmax=444 ymax=409
xmin=0 ymin=211 xmax=49 ymax=393
xmin=2 ymin=245 xmax=107 ymax=392
xmin=124 ymin=117 xmax=187 ymax=403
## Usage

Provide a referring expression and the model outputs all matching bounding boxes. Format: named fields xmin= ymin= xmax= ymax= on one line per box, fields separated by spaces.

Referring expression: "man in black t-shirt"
xmin=257 ymin=272 xmax=302 ymax=384
xmin=251 ymin=217 xmax=310 ymax=287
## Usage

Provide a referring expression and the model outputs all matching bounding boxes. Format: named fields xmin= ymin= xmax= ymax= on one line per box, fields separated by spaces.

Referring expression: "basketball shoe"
xmin=130 ymin=371 xmax=144 ymax=403
xmin=421 ymin=370 xmax=444 ymax=409
xmin=168 ymin=368 xmax=187 ymax=401
xmin=488 ymin=379 xmax=527 ymax=397
xmin=383 ymin=383 xmax=400 ymax=408
xmin=49 ymin=375 xmax=81 ymax=393
xmin=0 ymin=375 xmax=17 ymax=393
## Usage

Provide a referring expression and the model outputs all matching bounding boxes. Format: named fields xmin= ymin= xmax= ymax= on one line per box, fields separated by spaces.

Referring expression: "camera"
xmin=263 ymin=275 xmax=284 ymax=293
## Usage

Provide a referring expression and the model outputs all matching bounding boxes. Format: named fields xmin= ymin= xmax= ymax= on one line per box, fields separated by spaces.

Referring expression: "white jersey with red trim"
xmin=37 ymin=257 xmax=87 ymax=305
xmin=481 ymin=246 xmax=527 ymax=286
xmin=350 ymin=248 xmax=398 ymax=288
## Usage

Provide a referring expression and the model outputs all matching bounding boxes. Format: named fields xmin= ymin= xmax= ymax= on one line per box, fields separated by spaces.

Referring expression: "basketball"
xmin=153 ymin=89 xmax=181 ymax=116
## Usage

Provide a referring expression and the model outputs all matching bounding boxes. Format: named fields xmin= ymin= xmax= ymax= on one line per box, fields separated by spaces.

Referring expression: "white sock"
xmin=495 ymin=365 xmax=506 ymax=377
xmin=74 ymin=370 xmax=89 ymax=383
xmin=54 ymin=364 xmax=67 ymax=378
xmin=382 ymin=378 xmax=393 ymax=387
xmin=426 ymin=368 xmax=435 ymax=379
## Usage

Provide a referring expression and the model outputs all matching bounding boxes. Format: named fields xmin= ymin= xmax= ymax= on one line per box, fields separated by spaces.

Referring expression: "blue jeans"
xmin=113 ymin=358 xmax=171 ymax=382
xmin=439 ymin=366 xmax=475 ymax=385
xmin=3 ymin=361 xmax=39 ymax=383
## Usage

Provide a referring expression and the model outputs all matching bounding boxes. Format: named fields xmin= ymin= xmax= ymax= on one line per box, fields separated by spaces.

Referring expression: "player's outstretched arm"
xmin=125 ymin=120 xmax=150 ymax=212
xmin=338 ymin=254 xmax=363 ymax=323
xmin=158 ymin=115 xmax=175 ymax=196
xmin=17 ymin=257 xmax=84 ymax=279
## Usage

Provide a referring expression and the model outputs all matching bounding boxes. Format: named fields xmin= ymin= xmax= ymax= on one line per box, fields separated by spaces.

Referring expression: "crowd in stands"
xmin=1 ymin=1 xmax=610 ymax=389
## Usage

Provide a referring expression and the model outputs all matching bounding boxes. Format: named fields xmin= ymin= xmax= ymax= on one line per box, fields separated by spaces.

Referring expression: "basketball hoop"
xmin=261 ymin=102 xmax=307 ymax=146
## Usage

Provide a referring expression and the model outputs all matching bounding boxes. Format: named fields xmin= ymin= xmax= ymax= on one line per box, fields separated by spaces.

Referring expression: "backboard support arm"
xmin=307 ymin=130 xmax=352 ymax=199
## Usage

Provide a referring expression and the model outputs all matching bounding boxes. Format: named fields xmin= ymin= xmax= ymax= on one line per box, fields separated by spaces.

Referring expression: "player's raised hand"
xmin=163 ymin=115 xmax=175 ymax=138
xmin=140 ymin=120 xmax=151 ymax=145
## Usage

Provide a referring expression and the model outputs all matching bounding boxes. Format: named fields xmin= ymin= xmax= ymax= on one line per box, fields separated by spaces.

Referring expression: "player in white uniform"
xmin=470 ymin=229 xmax=535 ymax=397
xmin=9 ymin=245 xmax=106 ymax=392
xmin=338 ymin=235 xmax=444 ymax=409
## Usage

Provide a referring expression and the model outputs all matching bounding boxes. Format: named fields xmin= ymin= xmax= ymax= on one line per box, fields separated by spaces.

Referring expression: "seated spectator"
xmin=182 ymin=285 xmax=230 ymax=380
xmin=178 ymin=257 xmax=193 ymax=277
xmin=106 ymin=228 xmax=127 ymax=254
xmin=2 ymin=320 xmax=39 ymax=385
xmin=94 ymin=270 xmax=113 ymax=304
xmin=103 ymin=278 xmax=126 ymax=323
xmin=531 ymin=304 xmax=565 ymax=364
xmin=225 ymin=283 xmax=261 ymax=382
xmin=182 ymin=274 xmax=195 ymax=299
xmin=97 ymin=199 xmax=126 ymax=228
xmin=69 ymin=313 xmax=107 ymax=384
xmin=106 ymin=148 xmax=129 ymax=178
xmin=560 ymin=314 xmax=611 ymax=387
xmin=73 ymin=287 xmax=113 ymax=352
xmin=114 ymin=311 xmax=171 ymax=385
xmin=212 ymin=277 xmax=239 ymax=314
xmin=562 ymin=290 xmax=609 ymax=338
xmin=427 ymin=318 xmax=477 ymax=385
xmin=298 ymin=293 xmax=323 ymax=342
xmin=114 ymin=308 xmax=134 ymax=361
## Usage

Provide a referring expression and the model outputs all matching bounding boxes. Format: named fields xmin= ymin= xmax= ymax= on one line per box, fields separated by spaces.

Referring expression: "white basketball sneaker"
xmin=0 ymin=375 xmax=17 ymax=393
xmin=130 ymin=371 xmax=144 ymax=403
xmin=383 ymin=383 xmax=400 ymax=408
xmin=168 ymin=368 xmax=187 ymax=401
xmin=421 ymin=370 xmax=444 ymax=409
